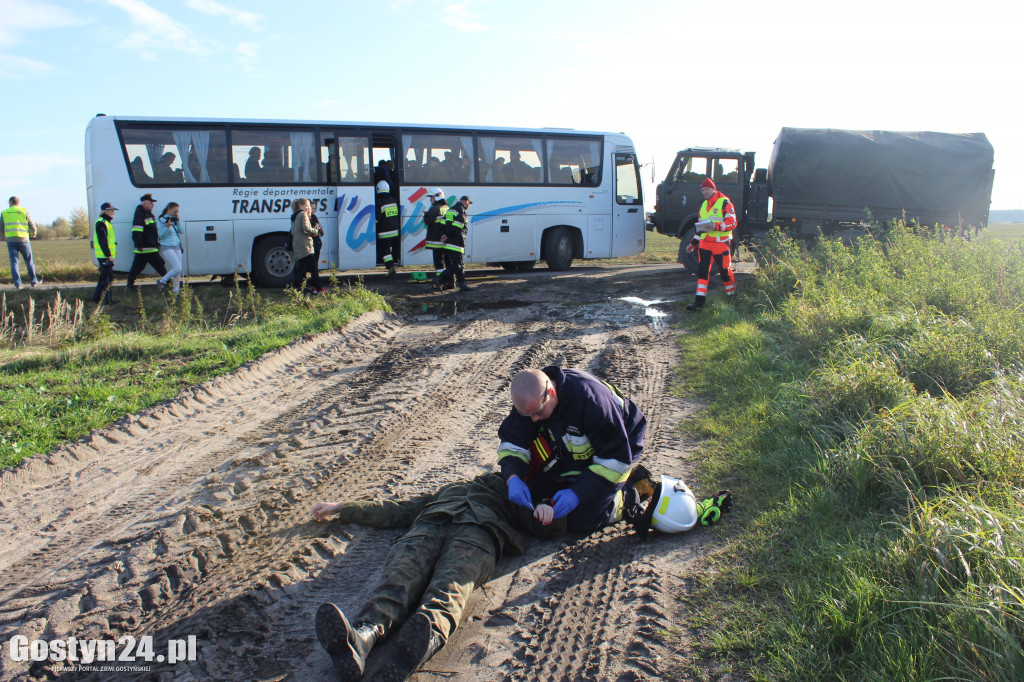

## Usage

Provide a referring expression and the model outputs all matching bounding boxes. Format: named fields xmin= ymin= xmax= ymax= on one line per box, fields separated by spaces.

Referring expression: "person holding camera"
xmin=157 ymin=202 xmax=184 ymax=292
xmin=92 ymin=202 xmax=118 ymax=304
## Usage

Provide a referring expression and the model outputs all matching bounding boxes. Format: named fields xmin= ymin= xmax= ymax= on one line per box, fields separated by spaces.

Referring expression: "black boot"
xmin=686 ymin=295 xmax=705 ymax=311
xmin=315 ymin=603 xmax=381 ymax=681
xmin=372 ymin=612 xmax=443 ymax=682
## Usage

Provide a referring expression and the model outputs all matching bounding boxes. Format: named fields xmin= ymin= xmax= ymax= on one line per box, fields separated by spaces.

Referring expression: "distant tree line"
xmin=989 ymin=209 xmax=1024 ymax=224
xmin=30 ymin=207 xmax=90 ymax=240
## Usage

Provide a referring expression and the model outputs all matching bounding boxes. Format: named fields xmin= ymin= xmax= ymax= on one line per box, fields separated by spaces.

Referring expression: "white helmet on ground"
xmin=376 ymin=180 xmax=390 ymax=193
xmin=635 ymin=475 xmax=698 ymax=536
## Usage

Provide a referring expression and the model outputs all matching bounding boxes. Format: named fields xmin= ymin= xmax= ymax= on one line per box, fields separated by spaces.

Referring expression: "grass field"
xmin=675 ymin=224 xmax=1024 ymax=680
xmin=982 ymin=222 xmax=1024 ymax=241
xmin=0 ymin=280 xmax=389 ymax=468
xmin=1 ymin=238 xmax=95 ymax=284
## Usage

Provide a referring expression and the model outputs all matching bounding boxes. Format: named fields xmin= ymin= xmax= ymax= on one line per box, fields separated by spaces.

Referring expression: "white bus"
xmin=85 ymin=115 xmax=646 ymax=287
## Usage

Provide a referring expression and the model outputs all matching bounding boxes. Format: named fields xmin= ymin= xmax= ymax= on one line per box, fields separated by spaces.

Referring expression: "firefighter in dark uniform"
xmin=434 ymin=195 xmax=471 ymax=292
xmin=312 ymin=472 xmax=564 ymax=682
xmin=375 ymin=180 xmax=400 ymax=276
xmin=92 ymin=202 xmax=118 ymax=304
xmin=423 ymin=188 xmax=447 ymax=281
xmin=498 ymin=366 xmax=647 ymax=535
xmin=126 ymin=193 xmax=167 ymax=291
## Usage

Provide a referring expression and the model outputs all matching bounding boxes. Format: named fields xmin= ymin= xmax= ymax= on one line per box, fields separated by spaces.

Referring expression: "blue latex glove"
xmin=507 ymin=475 xmax=534 ymax=510
xmin=551 ymin=488 xmax=579 ymax=519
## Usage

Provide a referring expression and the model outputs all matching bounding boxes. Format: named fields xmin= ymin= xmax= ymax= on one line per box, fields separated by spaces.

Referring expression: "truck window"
xmin=672 ymin=155 xmax=709 ymax=183
xmin=713 ymin=158 xmax=740 ymax=185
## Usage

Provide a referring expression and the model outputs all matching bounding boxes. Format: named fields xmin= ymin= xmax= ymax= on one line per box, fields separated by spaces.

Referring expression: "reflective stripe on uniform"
xmin=441 ymin=243 xmax=465 ymax=253
xmin=561 ymin=433 xmax=594 ymax=460
xmin=497 ymin=441 xmax=530 ymax=465
xmin=531 ymin=435 xmax=552 ymax=462
xmin=600 ymin=380 xmax=625 ymax=410
xmin=378 ymin=229 xmax=399 ymax=239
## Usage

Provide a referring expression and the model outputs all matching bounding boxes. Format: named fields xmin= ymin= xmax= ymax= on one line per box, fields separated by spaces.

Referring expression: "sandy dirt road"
xmin=0 ymin=262 xmax=738 ymax=681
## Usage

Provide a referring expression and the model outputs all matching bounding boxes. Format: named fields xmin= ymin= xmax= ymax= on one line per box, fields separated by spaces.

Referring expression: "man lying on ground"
xmin=310 ymin=468 xmax=731 ymax=682
xmin=310 ymin=471 xmax=563 ymax=682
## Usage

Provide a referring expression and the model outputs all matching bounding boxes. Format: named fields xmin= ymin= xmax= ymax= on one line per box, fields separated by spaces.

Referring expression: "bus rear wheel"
xmin=252 ymin=234 xmax=295 ymax=288
xmin=544 ymin=228 xmax=574 ymax=271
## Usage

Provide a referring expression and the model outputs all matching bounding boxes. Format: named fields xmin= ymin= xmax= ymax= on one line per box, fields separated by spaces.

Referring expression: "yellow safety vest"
xmin=2 ymin=206 xmax=30 ymax=241
xmin=698 ymin=196 xmax=733 ymax=241
xmin=94 ymin=218 xmax=117 ymax=259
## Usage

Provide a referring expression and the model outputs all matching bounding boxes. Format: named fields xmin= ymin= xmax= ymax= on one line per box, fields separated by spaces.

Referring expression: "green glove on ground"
xmin=697 ymin=489 xmax=733 ymax=526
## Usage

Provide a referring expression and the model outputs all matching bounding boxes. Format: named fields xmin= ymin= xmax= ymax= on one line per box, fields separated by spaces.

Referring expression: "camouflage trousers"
xmin=356 ymin=519 xmax=497 ymax=642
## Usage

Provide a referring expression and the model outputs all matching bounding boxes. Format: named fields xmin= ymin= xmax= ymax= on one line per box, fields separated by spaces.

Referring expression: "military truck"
xmin=648 ymin=128 xmax=995 ymax=271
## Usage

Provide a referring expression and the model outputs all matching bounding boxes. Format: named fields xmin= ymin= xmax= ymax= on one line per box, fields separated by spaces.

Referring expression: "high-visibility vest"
xmin=698 ymin=196 xmax=733 ymax=241
xmin=2 ymin=206 xmax=30 ymax=240
xmin=94 ymin=218 xmax=117 ymax=259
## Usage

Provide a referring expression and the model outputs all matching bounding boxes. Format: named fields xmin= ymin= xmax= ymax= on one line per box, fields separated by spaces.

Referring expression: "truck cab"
xmin=648 ymin=148 xmax=767 ymax=269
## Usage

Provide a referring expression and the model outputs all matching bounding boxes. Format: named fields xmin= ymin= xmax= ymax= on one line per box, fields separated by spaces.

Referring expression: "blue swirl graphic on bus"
xmin=398 ymin=198 xmax=583 ymax=239
xmin=337 ymin=194 xmax=376 ymax=251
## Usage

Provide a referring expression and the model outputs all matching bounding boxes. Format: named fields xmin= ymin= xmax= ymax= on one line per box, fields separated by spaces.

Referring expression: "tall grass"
xmin=0 ymin=279 xmax=389 ymax=468
xmin=677 ymin=223 xmax=1024 ymax=680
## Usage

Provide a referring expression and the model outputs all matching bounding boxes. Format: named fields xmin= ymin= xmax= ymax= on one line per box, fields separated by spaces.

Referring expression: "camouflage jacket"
xmin=334 ymin=472 xmax=565 ymax=556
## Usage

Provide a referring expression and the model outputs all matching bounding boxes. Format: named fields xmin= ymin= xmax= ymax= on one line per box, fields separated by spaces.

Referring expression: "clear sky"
xmin=1 ymin=0 xmax=1020 ymax=223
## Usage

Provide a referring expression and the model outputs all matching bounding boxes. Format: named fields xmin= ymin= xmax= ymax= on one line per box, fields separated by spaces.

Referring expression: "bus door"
xmin=372 ymin=134 xmax=400 ymax=266
xmin=613 ymin=152 xmax=645 ymax=254
xmin=327 ymin=133 xmax=377 ymax=271
xmin=184 ymin=221 xmax=235 ymax=276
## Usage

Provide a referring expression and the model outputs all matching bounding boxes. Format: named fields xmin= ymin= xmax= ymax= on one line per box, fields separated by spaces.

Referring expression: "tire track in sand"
xmin=0 ymin=264 xmax=718 ymax=681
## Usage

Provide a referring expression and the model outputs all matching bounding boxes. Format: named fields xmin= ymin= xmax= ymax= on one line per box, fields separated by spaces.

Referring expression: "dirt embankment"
xmin=0 ymin=263 xmax=737 ymax=681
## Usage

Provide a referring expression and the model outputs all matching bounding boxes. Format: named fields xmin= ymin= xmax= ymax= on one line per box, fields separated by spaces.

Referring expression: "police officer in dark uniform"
xmin=126 ymin=193 xmax=167 ymax=291
xmin=92 ymin=202 xmax=118 ymax=304
xmin=434 ymin=195 xmax=471 ymax=292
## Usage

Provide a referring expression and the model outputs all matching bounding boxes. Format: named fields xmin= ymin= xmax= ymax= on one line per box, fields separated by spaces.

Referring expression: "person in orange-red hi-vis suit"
xmin=686 ymin=177 xmax=737 ymax=310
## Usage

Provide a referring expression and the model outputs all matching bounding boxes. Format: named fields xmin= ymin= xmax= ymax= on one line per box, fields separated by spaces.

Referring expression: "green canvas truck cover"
xmin=768 ymin=128 xmax=994 ymax=224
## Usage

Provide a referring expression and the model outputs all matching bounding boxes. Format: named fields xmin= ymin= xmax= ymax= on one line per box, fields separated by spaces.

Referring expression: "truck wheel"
xmin=251 ymin=234 xmax=295 ymax=288
xmin=677 ymin=224 xmax=699 ymax=275
xmin=544 ymin=227 xmax=574 ymax=271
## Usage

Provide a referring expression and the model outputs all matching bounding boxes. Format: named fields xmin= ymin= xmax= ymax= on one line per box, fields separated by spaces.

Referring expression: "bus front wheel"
xmin=252 ymin=234 xmax=295 ymax=288
xmin=544 ymin=228 xmax=574 ymax=271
